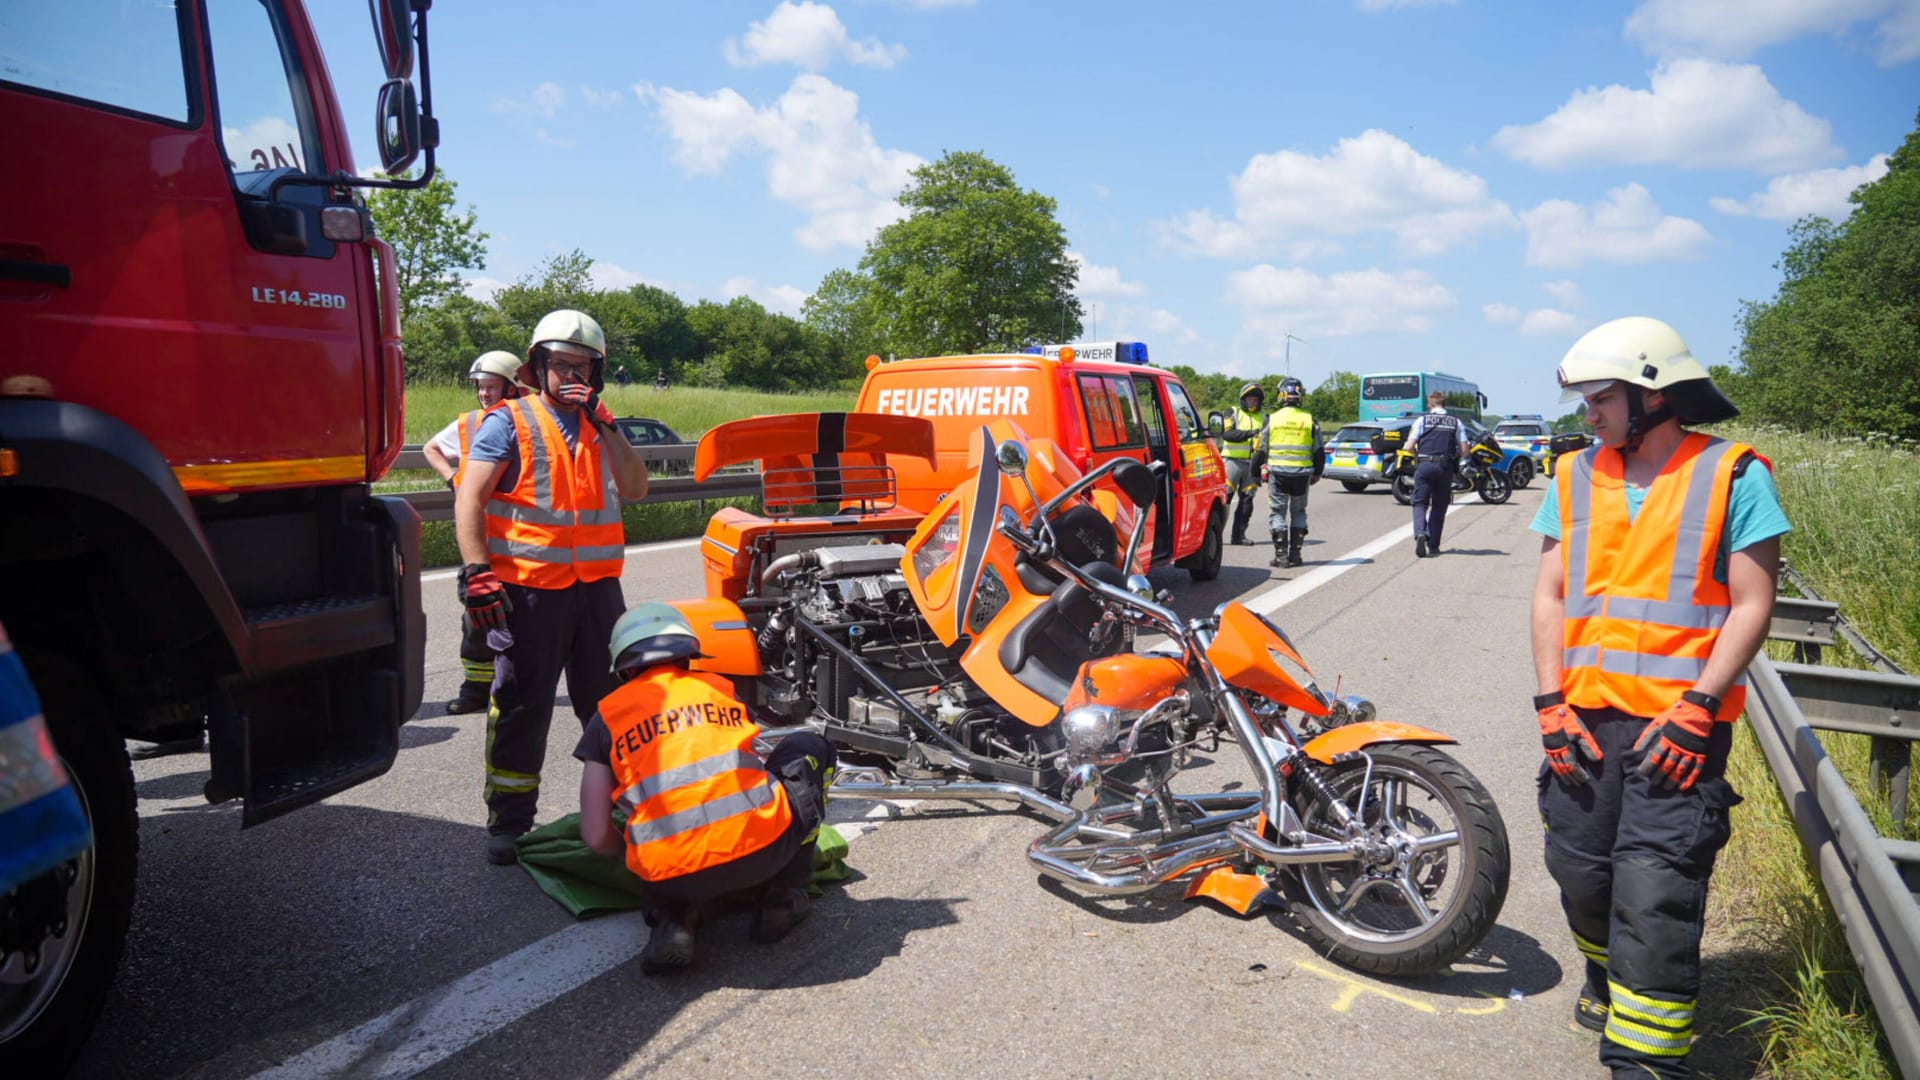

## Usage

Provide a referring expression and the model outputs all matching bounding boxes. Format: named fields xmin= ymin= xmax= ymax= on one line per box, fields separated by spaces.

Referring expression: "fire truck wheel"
xmin=0 ymin=655 xmax=137 ymax=1075
xmin=1178 ymin=505 xmax=1225 ymax=582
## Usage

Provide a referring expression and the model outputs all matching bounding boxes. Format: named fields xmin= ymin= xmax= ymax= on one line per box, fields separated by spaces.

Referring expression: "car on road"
xmin=1328 ymin=416 xmax=1537 ymax=491
xmin=615 ymin=416 xmax=690 ymax=476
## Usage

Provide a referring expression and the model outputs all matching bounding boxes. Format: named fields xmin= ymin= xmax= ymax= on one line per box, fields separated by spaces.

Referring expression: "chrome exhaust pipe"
xmin=1026 ymin=826 xmax=1245 ymax=896
xmin=1228 ymin=822 xmax=1364 ymax=865
xmin=828 ymin=775 xmax=1075 ymax=822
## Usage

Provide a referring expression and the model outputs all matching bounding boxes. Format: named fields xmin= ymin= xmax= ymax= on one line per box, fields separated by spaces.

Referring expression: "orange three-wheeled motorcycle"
xmin=676 ymin=413 xmax=1509 ymax=975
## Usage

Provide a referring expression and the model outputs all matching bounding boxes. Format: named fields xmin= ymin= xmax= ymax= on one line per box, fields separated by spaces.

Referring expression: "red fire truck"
xmin=0 ymin=1 xmax=438 ymax=1066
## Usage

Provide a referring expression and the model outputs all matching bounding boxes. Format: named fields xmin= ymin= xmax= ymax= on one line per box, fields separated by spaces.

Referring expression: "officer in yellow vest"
xmin=1531 ymin=317 xmax=1788 ymax=1077
xmin=576 ymin=604 xmax=837 ymax=973
xmin=1258 ymin=376 xmax=1324 ymax=568
xmin=1219 ymin=382 xmax=1267 ymax=545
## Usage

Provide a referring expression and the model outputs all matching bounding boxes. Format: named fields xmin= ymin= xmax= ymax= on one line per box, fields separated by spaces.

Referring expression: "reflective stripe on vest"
xmin=601 ymin=668 xmax=791 ymax=882
xmin=1266 ymin=407 xmax=1315 ymax=470
xmin=1223 ymin=407 xmax=1264 ymax=460
xmin=482 ymin=396 xmax=625 ymax=588
xmin=1559 ymin=433 xmax=1750 ymax=721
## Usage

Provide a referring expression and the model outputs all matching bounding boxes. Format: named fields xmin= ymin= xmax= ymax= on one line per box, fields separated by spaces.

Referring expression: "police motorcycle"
xmin=1382 ymin=428 xmax=1513 ymax=506
xmin=677 ymin=413 xmax=1511 ymax=976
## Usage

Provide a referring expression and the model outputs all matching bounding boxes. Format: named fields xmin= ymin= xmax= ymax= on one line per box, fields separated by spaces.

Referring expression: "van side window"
xmin=1165 ymin=382 xmax=1204 ymax=440
xmin=1077 ymin=374 xmax=1144 ymax=451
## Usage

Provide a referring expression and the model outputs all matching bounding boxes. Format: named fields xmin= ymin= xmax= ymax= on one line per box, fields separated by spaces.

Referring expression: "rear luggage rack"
xmin=762 ymin=463 xmax=899 ymax=517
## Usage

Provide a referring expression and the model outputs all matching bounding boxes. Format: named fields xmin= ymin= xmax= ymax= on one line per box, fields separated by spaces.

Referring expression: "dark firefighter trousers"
xmin=486 ymin=577 xmax=626 ymax=836
xmin=457 ymin=595 xmax=495 ymax=690
xmin=1410 ymin=459 xmax=1454 ymax=547
xmin=1538 ymin=707 xmax=1740 ymax=1074
xmin=639 ymin=732 xmax=838 ymax=923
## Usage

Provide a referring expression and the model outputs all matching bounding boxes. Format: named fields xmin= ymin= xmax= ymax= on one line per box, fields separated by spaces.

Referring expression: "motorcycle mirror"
xmin=995 ymin=441 xmax=1028 ymax=478
xmin=1111 ymin=459 xmax=1156 ymax=510
xmin=1205 ymin=411 xmax=1225 ymax=438
xmin=1125 ymin=573 xmax=1153 ymax=602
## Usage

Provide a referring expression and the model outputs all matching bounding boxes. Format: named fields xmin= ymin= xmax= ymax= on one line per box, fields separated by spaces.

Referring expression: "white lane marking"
xmin=265 ymin=501 xmax=1474 ymax=1076
xmin=1243 ymin=492 xmax=1482 ymax=616
xmin=420 ymin=537 xmax=701 ymax=583
xmin=246 ymin=913 xmax=649 ymax=1080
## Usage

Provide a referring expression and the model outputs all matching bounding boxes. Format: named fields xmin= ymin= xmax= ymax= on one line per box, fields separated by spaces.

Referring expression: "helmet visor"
xmin=1558 ymin=379 xmax=1618 ymax=404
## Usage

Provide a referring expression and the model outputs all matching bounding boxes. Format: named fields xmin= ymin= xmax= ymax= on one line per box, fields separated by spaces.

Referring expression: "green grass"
xmin=402 ymin=382 xmax=858 ymax=444
xmin=1702 ymin=420 xmax=1916 ymax=1078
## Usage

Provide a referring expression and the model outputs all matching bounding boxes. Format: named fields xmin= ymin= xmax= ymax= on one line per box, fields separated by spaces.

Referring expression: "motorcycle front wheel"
xmin=1390 ymin=473 xmax=1412 ymax=505
xmin=1281 ymin=743 xmax=1510 ymax=976
xmin=1477 ymin=469 xmax=1511 ymax=505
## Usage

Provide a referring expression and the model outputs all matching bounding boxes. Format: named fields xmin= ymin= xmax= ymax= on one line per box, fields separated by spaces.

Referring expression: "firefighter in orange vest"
xmin=426 ymin=350 xmax=524 ymax=715
xmin=1530 ymin=317 xmax=1788 ymax=1078
xmin=455 ymin=310 xmax=651 ymax=864
xmin=576 ymin=603 xmax=837 ymax=973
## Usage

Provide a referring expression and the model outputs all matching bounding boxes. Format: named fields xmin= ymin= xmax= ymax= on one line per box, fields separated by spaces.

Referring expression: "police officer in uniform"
xmin=1406 ymin=390 xmax=1468 ymax=558
xmin=1219 ymin=382 xmax=1267 ymax=545
xmin=1259 ymin=376 xmax=1323 ymax=568
xmin=575 ymin=604 xmax=837 ymax=973
xmin=1531 ymin=317 xmax=1788 ymax=1078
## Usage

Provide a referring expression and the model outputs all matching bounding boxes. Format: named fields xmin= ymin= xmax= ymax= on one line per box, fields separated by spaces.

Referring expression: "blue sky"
xmin=309 ymin=1 xmax=1919 ymax=417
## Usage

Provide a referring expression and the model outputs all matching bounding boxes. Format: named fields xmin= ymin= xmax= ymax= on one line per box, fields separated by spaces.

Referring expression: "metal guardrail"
xmin=1755 ymin=568 xmax=1920 ymax=1078
xmin=389 ymin=443 xmax=760 ymax=522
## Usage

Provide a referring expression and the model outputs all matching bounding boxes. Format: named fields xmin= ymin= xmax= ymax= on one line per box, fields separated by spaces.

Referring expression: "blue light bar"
xmin=1022 ymin=346 xmax=1045 ymax=355
xmin=1119 ymin=342 xmax=1150 ymax=365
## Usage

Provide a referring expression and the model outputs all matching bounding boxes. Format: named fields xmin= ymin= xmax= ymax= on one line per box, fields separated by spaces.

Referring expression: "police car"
xmin=1324 ymin=417 xmax=1414 ymax=492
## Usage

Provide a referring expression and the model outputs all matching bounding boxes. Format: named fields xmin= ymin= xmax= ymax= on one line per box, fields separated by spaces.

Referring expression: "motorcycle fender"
xmin=1184 ymin=866 xmax=1274 ymax=915
xmin=668 ymin=597 xmax=764 ymax=677
xmin=1302 ymin=721 xmax=1455 ymax=764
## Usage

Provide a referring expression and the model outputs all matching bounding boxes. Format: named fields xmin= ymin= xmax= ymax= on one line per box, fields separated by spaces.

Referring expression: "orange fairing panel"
xmin=1063 ymin=656 xmax=1188 ymax=713
xmin=1206 ymin=603 xmax=1333 ymax=718
xmin=1302 ymin=721 xmax=1456 ymax=765
xmin=694 ymin=412 xmax=937 ymax=481
xmin=1184 ymin=866 xmax=1273 ymax=915
xmin=667 ymin=597 xmax=764 ymax=677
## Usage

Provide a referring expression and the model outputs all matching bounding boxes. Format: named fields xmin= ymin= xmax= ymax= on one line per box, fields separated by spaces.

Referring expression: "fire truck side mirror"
xmin=374 ymin=0 xmax=415 ymax=81
xmin=376 ymin=78 xmax=423 ymax=174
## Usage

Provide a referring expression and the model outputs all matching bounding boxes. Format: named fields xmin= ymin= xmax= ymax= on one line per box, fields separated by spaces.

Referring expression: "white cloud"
xmin=725 ymin=2 xmax=907 ymax=71
xmin=1357 ymin=0 xmax=1458 ymax=9
xmin=1625 ymin=0 xmax=1920 ymax=66
xmin=533 ymin=130 xmax=577 ymax=149
xmin=1069 ymin=252 xmax=1148 ymax=298
xmin=1710 ymin=154 xmax=1892 ymax=220
xmin=590 ymin=261 xmax=659 ymax=292
xmin=462 ymin=275 xmax=511 ymax=302
xmin=1163 ymin=130 xmax=1515 ymax=259
xmin=721 ymin=276 xmax=810 ymax=316
xmin=493 ymin=81 xmax=566 ymax=119
xmin=1227 ymin=266 xmax=1457 ymax=339
xmin=884 ymin=0 xmax=974 ymax=8
xmin=1145 ymin=308 xmax=1203 ymax=346
xmin=1519 ymin=308 xmax=1585 ymax=336
xmin=223 ymin=116 xmax=304 ymax=170
xmin=1484 ymin=302 xmax=1522 ymax=324
xmin=1542 ymin=279 xmax=1584 ymax=308
xmin=579 ymin=86 xmax=626 ymax=109
xmin=1521 ymin=183 xmax=1713 ymax=269
xmin=642 ymin=74 xmax=924 ymax=251
xmin=1491 ymin=59 xmax=1841 ymax=173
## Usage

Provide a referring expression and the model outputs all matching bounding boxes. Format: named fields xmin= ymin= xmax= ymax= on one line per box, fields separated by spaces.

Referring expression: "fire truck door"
xmin=1132 ymin=375 xmax=1177 ymax=560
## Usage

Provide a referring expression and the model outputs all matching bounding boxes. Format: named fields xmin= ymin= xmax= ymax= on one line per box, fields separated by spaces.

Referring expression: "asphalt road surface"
xmin=74 ymin=476 xmax=1746 ymax=1078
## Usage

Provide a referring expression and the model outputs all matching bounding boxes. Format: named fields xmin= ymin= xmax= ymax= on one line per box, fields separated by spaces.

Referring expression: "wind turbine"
xmin=1284 ymin=330 xmax=1307 ymax=378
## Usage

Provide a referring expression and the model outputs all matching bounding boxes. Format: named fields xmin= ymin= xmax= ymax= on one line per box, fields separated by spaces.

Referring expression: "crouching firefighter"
xmin=1529 ymin=317 xmax=1788 ymax=1077
xmin=575 ymin=603 xmax=838 ymax=974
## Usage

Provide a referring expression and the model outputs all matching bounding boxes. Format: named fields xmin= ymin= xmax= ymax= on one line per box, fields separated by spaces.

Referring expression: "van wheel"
xmin=1340 ymin=481 xmax=1370 ymax=493
xmin=0 ymin=655 xmax=137 ymax=1075
xmin=1179 ymin=506 xmax=1225 ymax=582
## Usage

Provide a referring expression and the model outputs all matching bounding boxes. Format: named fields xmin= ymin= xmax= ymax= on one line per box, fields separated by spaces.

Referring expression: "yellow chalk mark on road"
xmin=1293 ymin=960 xmax=1509 ymax=1017
xmin=1295 ymin=959 xmax=1437 ymax=1014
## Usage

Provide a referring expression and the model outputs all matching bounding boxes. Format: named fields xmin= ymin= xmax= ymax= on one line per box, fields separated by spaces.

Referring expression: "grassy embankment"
xmin=387 ymin=383 xmax=857 ymax=567
xmin=1704 ymin=421 xmax=1918 ymax=1079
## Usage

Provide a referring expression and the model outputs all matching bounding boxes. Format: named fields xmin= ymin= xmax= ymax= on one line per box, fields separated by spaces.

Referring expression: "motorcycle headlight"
xmin=1061 ymin=704 xmax=1127 ymax=765
xmin=911 ymin=507 xmax=962 ymax=581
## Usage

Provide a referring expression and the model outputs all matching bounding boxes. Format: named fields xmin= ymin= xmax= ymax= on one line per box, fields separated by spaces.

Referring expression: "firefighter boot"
xmin=446 ymin=679 xmax=489 ymax=716
xmin=1270 ymin=534 xmax=1287 ymax=568
xmin=641 ymin=910 xmax=698 ymax=974
xmin=1286 ymin=530 xmax=1305 ymax=568
xmin=750 ymin=887 xmax=812 ymax=944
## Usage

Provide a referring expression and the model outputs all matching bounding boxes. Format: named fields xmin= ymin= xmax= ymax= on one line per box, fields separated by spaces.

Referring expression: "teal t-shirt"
xmin=1530 ymin=449 xmax=1791 ymax=580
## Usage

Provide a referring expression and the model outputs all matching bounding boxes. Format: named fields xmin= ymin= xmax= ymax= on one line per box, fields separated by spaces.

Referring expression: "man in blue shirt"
xmin=1406 ymin=390 xmax=1469 ymax=558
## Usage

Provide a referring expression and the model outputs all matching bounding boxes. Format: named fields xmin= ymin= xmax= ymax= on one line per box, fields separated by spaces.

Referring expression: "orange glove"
xmin=1536 ymin=692 xmax=1601 ymax=785
xmin=1634 ymin=692 xmax=1718 ymax=791
xmin=460 ymin=563 xmax=513 ymax=631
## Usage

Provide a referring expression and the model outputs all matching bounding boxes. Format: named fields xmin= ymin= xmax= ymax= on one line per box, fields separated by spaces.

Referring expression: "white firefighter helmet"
xmin=1557 ymin=316 xmax=1738 ymax=425
xmin=468 ymin=350 xmax=523 ymax=384
xmin=524 ymin=309 xmax=607 ymax=389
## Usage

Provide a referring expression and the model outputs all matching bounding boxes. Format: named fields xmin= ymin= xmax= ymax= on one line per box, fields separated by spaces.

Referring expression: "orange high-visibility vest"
xmin=450 ymin=407 xmax=482 ymax=490
xmin=1557 ymin=432 xmax=1753 ymax=722
xmin=483 ymin=396 xmax=625 ymax=589
xmin=601 ymin=667 xmax=792 ymax=882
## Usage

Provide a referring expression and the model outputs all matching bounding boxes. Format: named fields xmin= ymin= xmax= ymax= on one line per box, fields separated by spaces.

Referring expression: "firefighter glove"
xmin=460 ymin=563 xmax=513 ymax=631
xmin=584 ymin=391 xmax=617 ymax=429
xmin=1634 ymin=692 xmax=1717 ymax=791
xmin=1535 ymin=692 xmax=1601 ymax=786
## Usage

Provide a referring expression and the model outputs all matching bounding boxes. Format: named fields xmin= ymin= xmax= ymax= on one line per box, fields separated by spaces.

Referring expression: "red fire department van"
xmin=0 ymin=0 xmax=437 ymax=1066
xmin=855 ymin=342 xmax=1228 ymax=580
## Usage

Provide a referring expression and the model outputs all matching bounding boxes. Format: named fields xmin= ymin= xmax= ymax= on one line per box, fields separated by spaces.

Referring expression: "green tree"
xmin=1733 ymin=111 xmax=1920 ymax=440
xmin=1305 ymin=371 xmax=1361 ymax=423
xmin=840 ymin=151 xmax=1082 ymax=357
xmin=367 ymin=172 xmax=489 ymax=325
